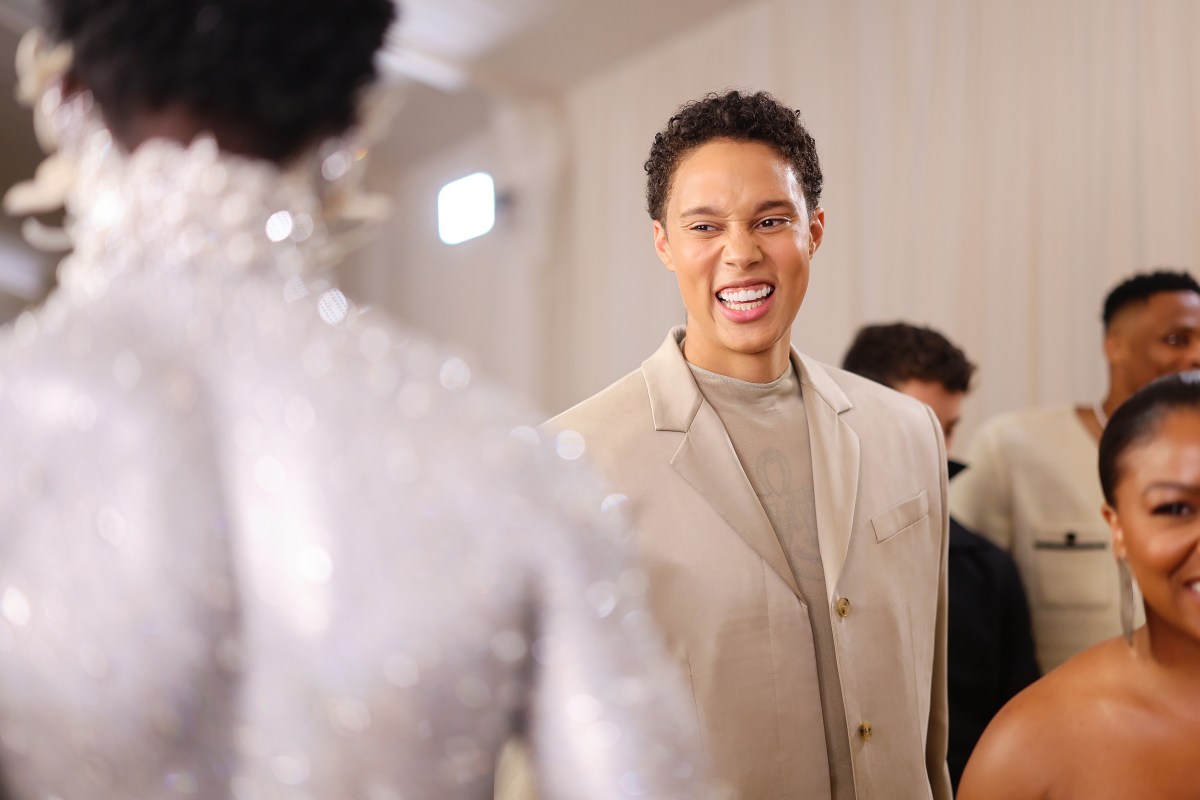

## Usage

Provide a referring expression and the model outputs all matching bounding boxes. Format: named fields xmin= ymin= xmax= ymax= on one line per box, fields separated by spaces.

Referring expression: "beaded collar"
xmin=57 ymin=126 xmax=330 ymax=303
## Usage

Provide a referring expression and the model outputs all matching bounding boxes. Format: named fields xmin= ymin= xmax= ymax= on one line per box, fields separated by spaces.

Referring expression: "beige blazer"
xmin=526 ymin=328 xmax=951 ymax=800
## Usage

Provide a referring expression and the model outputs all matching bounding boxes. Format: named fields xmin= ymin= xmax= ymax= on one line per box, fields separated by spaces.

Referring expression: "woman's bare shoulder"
xmin=958 ymin=638 xmax=1135 ymax=799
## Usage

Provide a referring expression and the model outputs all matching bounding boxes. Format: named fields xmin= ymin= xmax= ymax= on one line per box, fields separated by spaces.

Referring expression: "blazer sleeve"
xmin=924 ymin=404 xmax=954 ymax=800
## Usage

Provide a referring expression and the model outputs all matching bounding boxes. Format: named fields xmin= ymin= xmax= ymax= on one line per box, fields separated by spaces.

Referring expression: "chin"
xmin=721 ymin=329 xmax=784 ymax=356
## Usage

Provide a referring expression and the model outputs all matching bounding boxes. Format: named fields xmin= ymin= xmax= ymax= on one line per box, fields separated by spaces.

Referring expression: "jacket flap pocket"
xmin=1032 ymin=524 xmax=1114 ymax=607
xmin=871 ymin=490 xmax=929 ymax=543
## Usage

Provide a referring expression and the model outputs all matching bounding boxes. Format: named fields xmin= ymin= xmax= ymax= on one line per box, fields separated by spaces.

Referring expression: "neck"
xmin=682 ymin=334 xmax=792 ymax=384
xmin=113 ymin=105 xmax=266 ymax=162
xmin=1103 ymin=377 xmax=1135 ymax=418
xmin=1142 ymin=613 xmax=1200 ymax=688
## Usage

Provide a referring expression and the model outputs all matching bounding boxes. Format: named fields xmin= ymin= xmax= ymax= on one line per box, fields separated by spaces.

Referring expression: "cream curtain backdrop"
xmin=345 ymin=92 xmax=569 ymax=403
xmin=350 ymin=0 xmax=1200 ymax=455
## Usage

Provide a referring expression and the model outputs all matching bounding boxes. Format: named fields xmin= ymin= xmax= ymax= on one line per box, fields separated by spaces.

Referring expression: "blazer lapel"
xmin=795 ymin=351 xmax=860 ymax=601
xmin=643 ymin=328 xmax=801 ymax=598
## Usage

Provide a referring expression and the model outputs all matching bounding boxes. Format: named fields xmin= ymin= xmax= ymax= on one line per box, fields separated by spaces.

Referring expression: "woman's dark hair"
xmin=1099 ymin=371 xmax=1200 ymax=504
xmin=44 ymin=0 xmax=395 ymax=163
xmin=644 ymin=90 xmax=822 ymax=222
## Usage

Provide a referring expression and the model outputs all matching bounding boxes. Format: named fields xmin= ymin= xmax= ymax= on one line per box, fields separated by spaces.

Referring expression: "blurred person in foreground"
xmin=951 ymin=270 xmax=1200 ymax=671
xmin=521 ymin=90 xmax=951 ymax=799
xmin=0 ymin=1 xmax=706 ymax=798
xmin=959 ymin=371 xmax=1200 ymax=798
xmin=842 ymin=322 xmax=1039 ymax=791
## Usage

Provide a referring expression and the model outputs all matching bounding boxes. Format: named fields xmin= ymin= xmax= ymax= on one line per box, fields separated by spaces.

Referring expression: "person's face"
xmin=653 ymin=138 xmax=824 ymax=378
xmin=1103 ymin=408 xmax=1200 ymax=644
xmin=894 ymin=379 xmax=964 ymax=450
xmin=1107 ymin=291 xmax=1200 ymax=395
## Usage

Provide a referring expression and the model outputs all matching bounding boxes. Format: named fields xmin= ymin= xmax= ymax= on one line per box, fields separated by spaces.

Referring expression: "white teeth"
xmin=717 ymin=286 xmax=773 ymax=303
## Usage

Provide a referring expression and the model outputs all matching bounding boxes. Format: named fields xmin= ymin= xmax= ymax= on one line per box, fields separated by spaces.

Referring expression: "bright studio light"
xmin=437 ymin=172 xmax=495 ymax=245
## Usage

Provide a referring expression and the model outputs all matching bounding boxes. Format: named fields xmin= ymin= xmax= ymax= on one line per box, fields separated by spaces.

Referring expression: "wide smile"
xmin=714 ymin=283 xmax=776 ymax=323
xmin=716 ymin=284 xmax=774 ymax=310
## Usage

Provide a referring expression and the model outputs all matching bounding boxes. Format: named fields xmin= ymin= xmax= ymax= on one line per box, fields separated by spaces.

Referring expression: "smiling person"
xmin=951 ymin=270 xmax=1200 ymax=672
xmin=544 ymin=90 xmax=952 ymax=798
xmin=958 ymin=371 xmax=1200 ymax=798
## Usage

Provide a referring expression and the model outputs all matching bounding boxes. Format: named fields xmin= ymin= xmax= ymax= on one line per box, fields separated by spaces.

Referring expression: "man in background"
xmin=843 ymin=322 xmax=1039 ymax=790
xmin=950 ymin=270 xmax=1200 ymax=671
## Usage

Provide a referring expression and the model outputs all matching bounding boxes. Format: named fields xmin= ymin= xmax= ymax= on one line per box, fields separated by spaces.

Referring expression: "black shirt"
xmin=947 ymin=461 xmax=1040 ymax=790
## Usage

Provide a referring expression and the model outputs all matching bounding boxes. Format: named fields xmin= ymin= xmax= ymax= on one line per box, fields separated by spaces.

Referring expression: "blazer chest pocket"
xmin=1032 ymin=526 xmax=1113 ymax=608
xmin=871 ymin=490 xmax=929 ymax=543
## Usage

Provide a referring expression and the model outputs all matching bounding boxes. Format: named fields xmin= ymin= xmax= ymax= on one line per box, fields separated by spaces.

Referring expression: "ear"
xmin=807 ymin=207 xmax=825 ymax=257
xmin=1104 ymin=328 xmax=1125 ymax=366
xmin=1102 ymin=502 xmax=1127 ymax=559
xmin=653 ymin=220 xmax=675 ymax=273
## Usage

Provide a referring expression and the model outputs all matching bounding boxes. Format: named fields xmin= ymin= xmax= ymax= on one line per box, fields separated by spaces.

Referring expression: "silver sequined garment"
xmin=0 ymin=131 xmax=705 ymax=799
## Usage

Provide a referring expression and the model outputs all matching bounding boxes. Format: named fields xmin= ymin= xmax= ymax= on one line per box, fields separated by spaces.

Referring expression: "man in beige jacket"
xmin=512 ymin=91 xmax=951 ymax=799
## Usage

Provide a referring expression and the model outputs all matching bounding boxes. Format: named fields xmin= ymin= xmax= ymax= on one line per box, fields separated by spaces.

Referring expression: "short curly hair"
xmin=1102 ymin=269 xmax=1200 ymax=329
xmin=842 ymin=322 xmax=976 ymax=394
xmin=644 ymin=90 xmax=823 ymax=222
xmin=44 ymin=0 xmax=395 ymax=163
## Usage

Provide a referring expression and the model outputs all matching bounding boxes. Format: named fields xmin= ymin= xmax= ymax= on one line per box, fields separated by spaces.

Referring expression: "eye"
xmin=688 ymin=223 xmax=718 ymax=233
xmin=757 ymin=216 xmax=791 ymax=229
xmin=1164 ymin=332 xmax=1190 ymax=347
xmin=1151 ymin=501 xmax=1194 ymax=516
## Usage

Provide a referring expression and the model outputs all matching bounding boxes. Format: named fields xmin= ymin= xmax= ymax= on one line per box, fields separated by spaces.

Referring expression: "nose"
xmin=1186 ymin=340 xmax=1200 ymax=370
xmin=722 ymin=226 xmax=762 ymax=269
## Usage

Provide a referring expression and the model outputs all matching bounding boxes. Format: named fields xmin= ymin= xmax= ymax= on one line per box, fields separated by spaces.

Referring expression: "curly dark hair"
xmin=842 ymin=322 xmax=976 ymax=394
xmin=1102 ymin=269 xmax=1200 ymax=329
xmin=643 ymin=90 xmax=823 ymax=222
xmin=44 ymin=0 xmax=395 ymax=163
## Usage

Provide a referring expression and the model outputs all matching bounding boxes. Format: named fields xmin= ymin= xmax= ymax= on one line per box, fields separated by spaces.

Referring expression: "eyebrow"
xmin=679 ymin=199 xmax=799 ymax=219
xmin=1141 ymin=481 xmax=1200 ymax=496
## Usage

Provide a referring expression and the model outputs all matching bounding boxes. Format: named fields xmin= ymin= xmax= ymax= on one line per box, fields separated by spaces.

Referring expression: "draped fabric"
xmin=0 ymin=113 xmax=706 ymax=800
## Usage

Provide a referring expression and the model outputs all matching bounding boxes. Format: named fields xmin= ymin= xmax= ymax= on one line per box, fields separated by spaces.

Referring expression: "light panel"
xmin=437 ymin=172 xmax=495 ymax=245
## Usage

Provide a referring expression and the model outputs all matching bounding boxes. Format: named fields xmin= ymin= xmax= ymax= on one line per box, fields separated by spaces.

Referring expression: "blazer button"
xmin=859 ymin=721 xmax=873 ymax=741
xmin=835 ymin=597 xmax=851 ymax=618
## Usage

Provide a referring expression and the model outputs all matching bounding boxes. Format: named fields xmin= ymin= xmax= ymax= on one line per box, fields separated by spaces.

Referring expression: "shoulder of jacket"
xmin=544 ymin=368 xmax=650 ymax=433
xmin=816 ymin=362 xmax=936 ymax=426
xmin=976 ymin=404 xmax=1076 ymax=441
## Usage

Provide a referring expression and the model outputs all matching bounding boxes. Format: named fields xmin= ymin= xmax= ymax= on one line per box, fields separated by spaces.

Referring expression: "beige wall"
xmin=350 ymin=0 xmax=1200 ymax=452
xmin=346 ymin=96 xmax=568 ymax=410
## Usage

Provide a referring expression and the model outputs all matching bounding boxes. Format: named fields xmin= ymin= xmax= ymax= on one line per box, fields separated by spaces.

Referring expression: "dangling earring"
xmin=1118 ymin=557 xmax=1136 ymax=646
